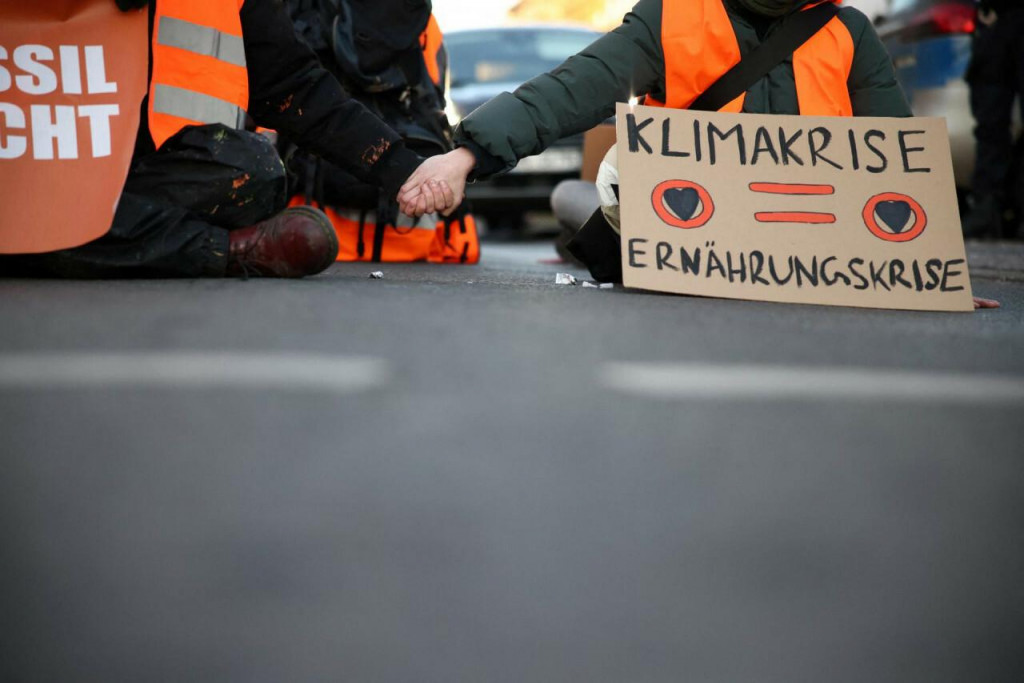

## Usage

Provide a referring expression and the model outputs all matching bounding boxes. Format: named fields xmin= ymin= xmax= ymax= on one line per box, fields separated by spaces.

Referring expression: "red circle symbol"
xmin=651 ymin=180 xmax=715 ymax=229
xmin=862 ymin=192 xmax=928 ymax=243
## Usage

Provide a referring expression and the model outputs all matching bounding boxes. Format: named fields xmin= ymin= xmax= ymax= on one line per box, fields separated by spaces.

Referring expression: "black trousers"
xmin=968 ymin=8 xmax=1024 ymax=200
xmin=0 ymin=125 xmax=287 ymax=278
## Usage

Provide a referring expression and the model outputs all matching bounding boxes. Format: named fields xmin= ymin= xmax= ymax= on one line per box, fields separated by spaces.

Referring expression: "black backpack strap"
xmin=689 ymin=1 xmax=841 ymax=112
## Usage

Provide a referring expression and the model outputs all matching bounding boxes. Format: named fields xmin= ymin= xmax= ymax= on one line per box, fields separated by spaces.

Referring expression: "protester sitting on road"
xmin=399 ymin=0 xmax=909 ymax=217
xmin=398 ymin=0 xmax=998 ymax=308
xmin=962 ymin=0 xmax=1024 ymax=239
xmin=0 ymin=0 xmax=454 ymax=279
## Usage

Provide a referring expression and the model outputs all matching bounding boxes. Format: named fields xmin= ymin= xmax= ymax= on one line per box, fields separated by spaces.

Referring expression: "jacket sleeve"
xmin=840 ymin=8 xmax=913 ymax=117
xmin=455 ymin=0 xmax=664 ymax=178
xmin=240 ymin=0 xmax=420 ymax=195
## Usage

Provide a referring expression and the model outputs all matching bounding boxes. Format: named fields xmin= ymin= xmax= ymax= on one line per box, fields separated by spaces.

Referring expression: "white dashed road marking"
xmin=0 ymin=352 xmax=390 ymax=394
xmin=600 ymin=362 xmax=1024 ymax=404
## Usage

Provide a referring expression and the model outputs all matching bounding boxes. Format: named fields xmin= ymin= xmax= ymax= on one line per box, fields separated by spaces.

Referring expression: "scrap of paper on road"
xmin=615 ymin=103 xmax=974 ymax=312
xmin=0 ymin=0 xmax=148 ymax=254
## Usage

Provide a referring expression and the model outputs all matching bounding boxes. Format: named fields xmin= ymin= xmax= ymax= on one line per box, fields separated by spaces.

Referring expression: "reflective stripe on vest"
xmin=149 ymin=0 xmax=249 ymax=149
xmin=157 ymin=16 xmax=247 ymax=67
xmin=649 ymin=0 xmax=853 ymax=117
xmin=152 ymin=85 xmax=247 ymax=129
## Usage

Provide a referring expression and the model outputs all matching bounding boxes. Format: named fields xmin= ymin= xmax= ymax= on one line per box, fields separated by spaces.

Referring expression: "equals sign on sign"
xmin=749 ymin=183 xmax=836 ymax=225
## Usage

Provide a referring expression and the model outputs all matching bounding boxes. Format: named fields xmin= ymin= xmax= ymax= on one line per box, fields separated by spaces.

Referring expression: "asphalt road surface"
xmin=2 ymin=243 xmax=1022 ymax=682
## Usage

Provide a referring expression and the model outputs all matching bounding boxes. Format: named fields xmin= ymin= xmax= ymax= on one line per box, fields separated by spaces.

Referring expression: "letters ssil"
xmin=0 ymin=45 xmax=121 ymax=160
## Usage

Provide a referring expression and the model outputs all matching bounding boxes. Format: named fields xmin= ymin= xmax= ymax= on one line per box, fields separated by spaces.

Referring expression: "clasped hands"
xmin=397 ymin=147 xmax=476 ymax=219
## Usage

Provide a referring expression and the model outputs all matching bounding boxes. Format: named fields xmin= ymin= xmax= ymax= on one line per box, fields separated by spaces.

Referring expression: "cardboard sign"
xmin=0 ymin=0 xmax=149 ymax=254
xmin=615 ymin=103 xmax=974 ymax=312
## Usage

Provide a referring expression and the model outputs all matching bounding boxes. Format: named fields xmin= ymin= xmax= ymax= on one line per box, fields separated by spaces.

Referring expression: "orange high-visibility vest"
xmin=648 ymin=0 xmax=854 ymax=117
xmin=420 ymin=15 xmax=444 ymax=88
xmin=288 ymin=197 xmax=480 ymax=264
xmin=148 ymin=0 xmax=250 ymax=149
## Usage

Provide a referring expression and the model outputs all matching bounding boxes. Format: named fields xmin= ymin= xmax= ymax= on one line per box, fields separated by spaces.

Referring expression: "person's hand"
xmin=398 ymin=147 xmax=476 ymax=218
xmin=401 ymin=178 xmax=455 ymax=218
xmin=973 ymin=296 xmax=1000 ymax=310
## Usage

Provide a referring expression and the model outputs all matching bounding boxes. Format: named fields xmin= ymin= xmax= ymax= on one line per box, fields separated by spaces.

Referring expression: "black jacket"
xmin=118 ymin=0 xmax=420 ymax=196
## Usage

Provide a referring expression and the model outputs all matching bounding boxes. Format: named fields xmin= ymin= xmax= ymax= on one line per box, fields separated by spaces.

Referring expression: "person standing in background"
xmin=963 ymin=0 xmax=1024 ymax=239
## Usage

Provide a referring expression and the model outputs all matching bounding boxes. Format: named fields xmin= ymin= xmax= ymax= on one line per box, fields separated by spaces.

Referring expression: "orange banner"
xmin=0 ymin=0 xmax=148 ymax=254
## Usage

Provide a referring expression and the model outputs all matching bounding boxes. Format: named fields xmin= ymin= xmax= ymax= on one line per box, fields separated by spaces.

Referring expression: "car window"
xmin=888 ymin=0 xmax=971 ymax=15
xmin=889 ymin=0 xmax=918 ymax=12
xmin=446 ymin=29 xmax=598 ymax=88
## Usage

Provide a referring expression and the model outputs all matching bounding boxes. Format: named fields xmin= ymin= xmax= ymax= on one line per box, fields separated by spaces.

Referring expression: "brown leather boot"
xmin=227 ymin=206 xmax=338 ymax=278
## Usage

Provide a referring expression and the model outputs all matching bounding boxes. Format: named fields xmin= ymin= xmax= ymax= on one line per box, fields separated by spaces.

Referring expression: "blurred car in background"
xmin=874 ymin=0 xmax=979 ymax=191
xmin=875 ymin=0 xmax=1023 ymax=232
xmin=445 ymin=25 xmax=600 ymax=233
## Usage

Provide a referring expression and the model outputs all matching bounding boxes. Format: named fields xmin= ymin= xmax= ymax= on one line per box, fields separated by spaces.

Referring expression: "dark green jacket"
xmin=456 ymin=0 xmax=911 ymax=178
